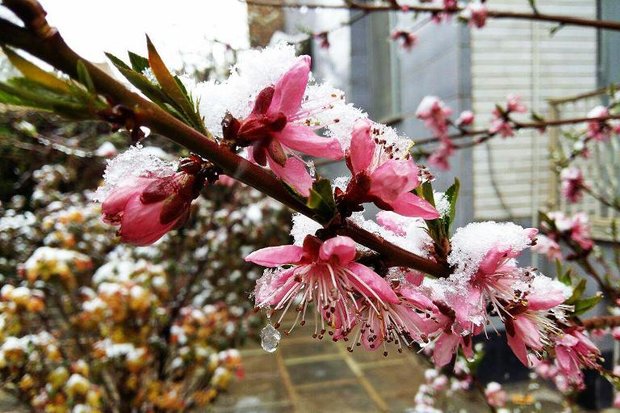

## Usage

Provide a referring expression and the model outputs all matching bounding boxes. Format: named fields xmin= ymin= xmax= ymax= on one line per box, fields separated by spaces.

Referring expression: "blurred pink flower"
xmin=428 ymin=141 xmax=455 ymax=171
xmin=466 ymin=2 xmax=488 ymax=29
xmin=531 ymin=234 xmax=562 ymax=261
xmin=456 ymin=110 xmax=475 ymax=126
xmin=416 ymin=96 xmax=453 ymax=137
xmin=489 ymin=118 xmax=515 ymax=138
xmin=484 ymin=382 xmax=507 ymax=408
xmin=586 ymin=106 xmax=612 ymax=141
xmin=390 ymin=30 xmax=417 ymax=51
xmin=505 ymin=94 xmax=527 ymax=114
xmin=554 ymin=329 xmax=601 ymax=382
xmin=560 ymin=167 xmax=585 ymax=203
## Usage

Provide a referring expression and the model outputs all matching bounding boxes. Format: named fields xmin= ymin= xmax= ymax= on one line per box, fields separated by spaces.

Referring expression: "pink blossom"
xmin=428 ymin=296 xmax=481 ymax=367
xmin=390 ymin=30 xmax=417 ymax=51
xmin=236 ymin=56 xmax=343 ymax=196
xmin=428 ymin=141 xmax=455 ymax=171
xmin=560 ymin=167 xmax=585 ymax=203
xmin=102 ymin=167 xmax=200 ymax=246
xmin=463 ymin=2 xmax=488 ymax=29
xmin=531 ymin=234 xmax=562 ymax=261
xmin=416 ymin=96 xmax=453 ymax=137
xmin=505 ymin=94 xmax=527 ymax=114
xmin=586 ymin=106 xmax=612 ymax=141
xmin=314 ymin=32 xmax=330 ymax=49
xmin=484 ymin=382 xmax=507 ymax=408
xmin=340 ymin=119 xmax=439 ymax=219
xmin=246 ymin=235 xmax=398 ymax=336
xmin=456 ymin=110 xmax=475 ymax=126
xmin=443 ymin=0 xmax=458 ymax=10
xmin=568 ymin=212 xmax=594 ymax=251
xmin=489 ymin=118 xmax=515 ymax=138
xmin=505 ymin=276 xmax=568 ymax=365
xmin=469 ymin=232 xmax=537 ymax=319
xmin=547 ymin=211 xmax=593 ymax=251
xmin=345 ymin=289 xmax=438 ymax=354
xmin=612 ymin=327 xmax=620 ymax=340
xmin=554 ymin=329 xmax=601 ymax=385
xmin=432 ymin=325 xmax=476 ymax=367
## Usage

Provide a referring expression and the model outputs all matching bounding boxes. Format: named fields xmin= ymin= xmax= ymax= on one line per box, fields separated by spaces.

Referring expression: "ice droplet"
xmin=260 ymin=323 xmax=281 ymax=353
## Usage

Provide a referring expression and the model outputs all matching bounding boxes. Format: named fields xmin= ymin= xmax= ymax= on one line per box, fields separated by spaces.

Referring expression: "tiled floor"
xmin=213 ymin=322 xmax=428 ymax=413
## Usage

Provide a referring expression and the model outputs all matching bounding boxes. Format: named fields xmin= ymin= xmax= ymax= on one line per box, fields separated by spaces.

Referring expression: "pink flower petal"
xmin=245 ymin=245 xmax=304 ymax=267
xmin=277 ymin=124 xmax=343 ymax=160
xmin=513 ymin=316 xmax=542 ymax=350
xmin=318 ymin=236 xmax=356 ymax=265
xmin=433 ymin=333 xmax=459 ymax=366
xmin=266 ymin=155 xmax=313 ymax=197
xmin=118 ymin=196 xmax=179 ymax=246
xmin=477 ymin=247 xmax=513 ymax=275
xmin=255 ymin=268 xmax=297 ymax=306
xmin=101 ymin=177 xmax=153 ymax=222
xmin=348 ymin=119 xmax=374 ymax=174
xmin=389 ymin=192 xmax=440 ymax=219
xmin=506 ymin=332 xmax=529 ymax=366
xmin=528 ymin=288 xmax=566 ymax=311
xmin=369 ymin=159 xmax=418 ymax=202
xmin=345 ymin=262 xmax=400 ymax=304
xmin=269 ymin=56 xmax=311 ymax=117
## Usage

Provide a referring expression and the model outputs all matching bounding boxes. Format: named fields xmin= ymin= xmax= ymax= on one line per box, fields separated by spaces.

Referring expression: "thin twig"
xmin=241 ymin=0 xmax=620 ymax=31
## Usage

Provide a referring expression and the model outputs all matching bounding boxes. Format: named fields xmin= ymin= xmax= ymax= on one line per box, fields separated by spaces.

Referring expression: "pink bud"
xmin=102 ymin=171 xmax=200 ymax=246
xmin=456 ymin=110 xmax=475 ymax=126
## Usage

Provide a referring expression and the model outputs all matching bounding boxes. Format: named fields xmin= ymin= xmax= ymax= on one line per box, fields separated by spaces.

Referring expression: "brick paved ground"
xmin=213 ymin=327 xmax=428 ymax=413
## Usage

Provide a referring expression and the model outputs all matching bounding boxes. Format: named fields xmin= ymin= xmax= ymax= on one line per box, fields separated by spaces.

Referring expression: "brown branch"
xmin=582 ymin=315 xmax=620 ymax=330
xmin=414 ymin=114 xmax=620 ymax=146
xmin=0 ymin=3 xmax=450 ymax=278
xmin=242 ymin=0 xmax=620 ymax=31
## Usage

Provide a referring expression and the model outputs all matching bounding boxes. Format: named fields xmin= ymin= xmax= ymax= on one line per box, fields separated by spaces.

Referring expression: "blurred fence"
xmin=547 ymin=86 xmax=620 ymax=242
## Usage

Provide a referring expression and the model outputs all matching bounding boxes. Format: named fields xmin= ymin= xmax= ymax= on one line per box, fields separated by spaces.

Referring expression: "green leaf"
xmin=128 ymin=51 xmax=150 ymax=73
xmin=307 ymin=178 xmax=336 ymax=217
xmin=106 ymin=53 xmax=171 ymax=106
xmin=146 ymin=37 xmax=196 ymax=116
xmin=566 ymin=279 xmax=586 ymax=305
xmin=573 ymin=292 xmax=603 ymax=315
xmin=76 ymin=60 xmax=95 ymax=93
xmin=556 ymin=261 xmax=573 ymax=286
xmin=3 ymin=48 xmax=70 ymax=93
xmin=549 ymin=23 xmax=565 ymax=37
xmin=444 ymin=178 xmax=460 ymax=228
xmin=418 ymin=181 xmax=436 ymax=207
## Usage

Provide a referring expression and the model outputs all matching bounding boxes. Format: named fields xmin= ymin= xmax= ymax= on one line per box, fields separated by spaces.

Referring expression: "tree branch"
xmin=582 ymin=315 xmax=620 ymax=330
xmin=413 ymin=114 xmax=620 ymax=146
xmin=0 ymin=5 xmax=450 ymax=278
xmin=241 ymin=0 xmax=620 ymax=31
